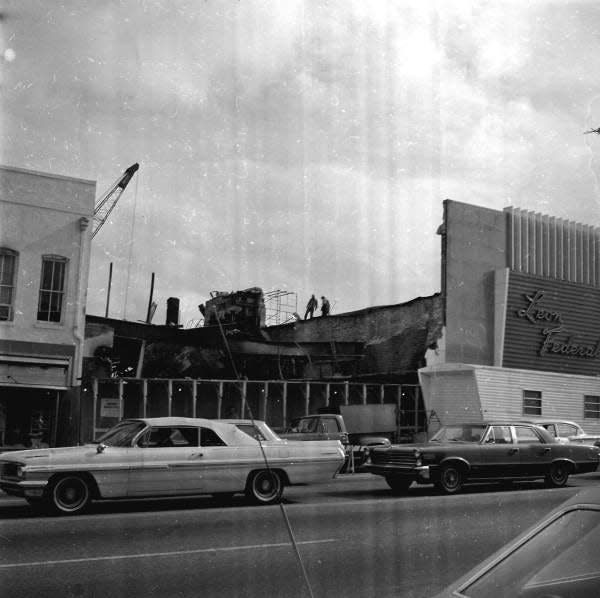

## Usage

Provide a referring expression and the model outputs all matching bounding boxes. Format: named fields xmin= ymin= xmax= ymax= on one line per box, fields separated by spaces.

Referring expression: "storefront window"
xmin=0 ymin=388 xmax=56 ymax=448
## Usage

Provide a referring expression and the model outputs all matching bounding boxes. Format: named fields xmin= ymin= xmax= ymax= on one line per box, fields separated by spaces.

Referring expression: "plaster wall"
xmin=418 ymin=365 xmax=482 ymax=427
xmin=442 ymin=200 xmax=507 ymax=365
xmin=0 ymin=165 xmax=95 ymax=347
xmin=420 ymin=363 xmax=600 ymax=436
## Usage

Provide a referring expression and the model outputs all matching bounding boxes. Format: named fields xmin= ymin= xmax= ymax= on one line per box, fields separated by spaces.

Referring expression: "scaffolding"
xmin=264 ymin=290 xmax=298 ymax=326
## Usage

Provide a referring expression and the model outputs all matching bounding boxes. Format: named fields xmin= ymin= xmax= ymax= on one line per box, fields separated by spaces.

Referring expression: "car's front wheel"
xmin=436 ymin=464 xmax=464 ymax=494
xmin=47 ymin=475 xmax=92 ymax=515
xmin=246 ymin=470 xmax=283 ymax=505
xmin=385 ymin=476 xmax=412 ymax=494
xmin=545 ymin=462 xmax=570 ymax=487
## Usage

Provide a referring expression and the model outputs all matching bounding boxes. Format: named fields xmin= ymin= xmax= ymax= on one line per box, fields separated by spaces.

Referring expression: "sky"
xmin=2 ymin=0 xmax=600 ymax=327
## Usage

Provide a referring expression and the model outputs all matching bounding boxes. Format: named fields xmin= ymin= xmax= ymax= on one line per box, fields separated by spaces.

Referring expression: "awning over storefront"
xmin=0 ymin=355 xmax=70 ymax=389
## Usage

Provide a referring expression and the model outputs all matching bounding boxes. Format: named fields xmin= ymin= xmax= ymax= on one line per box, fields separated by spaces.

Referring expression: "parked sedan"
xmin=363 ymin=421 xmax=600 ymax=494
xmin=0 ymin=417 xmax=345 ymax=515
xmin=432 ymin=487 xmax=600 ymax=597
xmin=522 ymin=419 xmax=600 ymax=447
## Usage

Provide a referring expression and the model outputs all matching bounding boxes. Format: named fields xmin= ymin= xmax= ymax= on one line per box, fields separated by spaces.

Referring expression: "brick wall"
xmin=265 ymin=294 xmax=443 ymax=377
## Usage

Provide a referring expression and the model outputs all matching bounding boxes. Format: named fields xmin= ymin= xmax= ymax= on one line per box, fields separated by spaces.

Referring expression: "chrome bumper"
xmin=415 ymin=465 xmax=430 ymax=481
xmin=0 ymin=479 xmax=48 ymax=498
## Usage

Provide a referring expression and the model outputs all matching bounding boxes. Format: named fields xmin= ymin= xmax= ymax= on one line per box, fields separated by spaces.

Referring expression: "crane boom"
xmin=91 ymin=163 xmax=139 ymax=239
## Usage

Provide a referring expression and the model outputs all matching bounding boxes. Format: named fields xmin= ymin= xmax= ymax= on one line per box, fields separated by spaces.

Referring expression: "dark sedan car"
xmin=432 ymin=487 xmax=600 ymax=597
xmin=363 ymin=421 xmax=600 ymax=494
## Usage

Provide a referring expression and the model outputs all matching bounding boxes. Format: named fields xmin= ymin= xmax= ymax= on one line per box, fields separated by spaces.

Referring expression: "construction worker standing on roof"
xmin=321 ymin=296 xmax=330 ymax=316
xmin=304 ymin=294 xmax=318 ymax=319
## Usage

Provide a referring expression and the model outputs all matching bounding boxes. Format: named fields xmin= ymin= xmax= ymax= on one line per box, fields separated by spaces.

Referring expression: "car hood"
xmin=0 ymin=445 xmax=99 ymax=463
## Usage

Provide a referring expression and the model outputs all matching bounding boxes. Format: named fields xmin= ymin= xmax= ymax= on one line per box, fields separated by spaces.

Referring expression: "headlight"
xmin=16 ymin=465 xmax=24 ymax=478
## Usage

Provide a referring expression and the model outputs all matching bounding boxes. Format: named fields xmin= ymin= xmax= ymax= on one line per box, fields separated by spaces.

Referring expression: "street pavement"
xmin=1 ymin=472 xmax=598 ymax=597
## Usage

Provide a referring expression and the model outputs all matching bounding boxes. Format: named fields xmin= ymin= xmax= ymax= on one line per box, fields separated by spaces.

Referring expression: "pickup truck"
xmin=278 ymin=413 xmax=391 ymax=471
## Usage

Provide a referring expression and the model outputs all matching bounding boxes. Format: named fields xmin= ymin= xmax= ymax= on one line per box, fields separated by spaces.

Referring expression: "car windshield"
xmin=462 ymin=507 xmax=600 ymax=597
xmin=96 ymin=420 xmax=147 ymax=447
xmin=430 ymin=425 xmax=487 ymax=443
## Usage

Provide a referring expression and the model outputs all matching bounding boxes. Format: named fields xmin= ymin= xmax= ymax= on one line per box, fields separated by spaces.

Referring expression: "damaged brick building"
xmin=81 ymin=291 xmax=443 ymax=442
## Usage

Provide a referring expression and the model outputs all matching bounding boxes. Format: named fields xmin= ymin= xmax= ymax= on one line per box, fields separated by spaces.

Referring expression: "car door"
xmin=127 ymin=426 xmax=201 ymax=496
xmin=176 ymin=427 xmax=238 ymax=494
xmin=480 ymin=425 xmax=521 ymax=478
xmin=514 ymin=425 xmax=552 ymax=477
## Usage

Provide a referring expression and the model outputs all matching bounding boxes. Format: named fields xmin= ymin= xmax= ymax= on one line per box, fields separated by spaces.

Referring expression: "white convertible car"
xmin=0 ymin=417 xmax=345 ymax=515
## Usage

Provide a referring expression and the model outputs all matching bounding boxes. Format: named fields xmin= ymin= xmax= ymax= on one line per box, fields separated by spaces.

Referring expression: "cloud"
xmin=5 ymin=0 xmax=600 ymax=328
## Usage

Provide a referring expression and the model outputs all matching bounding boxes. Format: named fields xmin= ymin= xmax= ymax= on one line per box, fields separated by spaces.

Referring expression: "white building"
xmin=0 ymin=165 xmax=95 ymax=448
xmin=420 ymin=200 xmax=600 ymax=436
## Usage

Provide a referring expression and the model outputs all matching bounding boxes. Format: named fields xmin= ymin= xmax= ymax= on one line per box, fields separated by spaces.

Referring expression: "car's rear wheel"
xmin=246 ymin=470 xmax=283 ymax=505
xmin=48 ymin=475 xmax=92 ymax=515
xmin=385 ymin=476 xmax=411 ymax=494
xmin=436 ymin=464 xmax=464 ymax=494
xmin=545 ymin=462 xmax=570 ymax=487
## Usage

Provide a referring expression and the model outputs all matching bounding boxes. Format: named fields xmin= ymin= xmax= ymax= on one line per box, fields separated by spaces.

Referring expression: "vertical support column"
xmin=362 ymin=384 xmax=367 ymax=405
xmin=514 ymin=208 xmax=522 ymax=271
xmin=261 ymin=382 xmax=268 ymax=421
xmin=325 ymin=383 xmax=330 ymax=408
xmin=380 ymin=384 xmax=385 ymax=404
xmin=118 ymin=379 xmax=124 ymax=420
xmin=414 ymin=386 xmax=419 ymax=430
xmin=52 ymin=391 xmax=60 ymax=447
xmin=192 ymin=380 xmax=197 ymax=418
xmin=397 ymin=385 xmax=402 ymax=439
xmin=142 ymin=379 xmax=148 ymax=418
xmin=344 ymin=381 xmax=349 ymax=406
xmin=217 ymin=381 xmax=223 ymax=418
xmin=167 ymin=379 xmax=173 ymax=416
xmin=282 ymin=382 xmax=288 ymax=424
xmin=241 ymin=379 xmax=247 ymax=418
xmin=304 ymin=382 xmax=310 ymax=415
xmin=136 ymin=340 xmax=146 ymax=378
xmin=92 ymin=378 xmax=98 ymax=440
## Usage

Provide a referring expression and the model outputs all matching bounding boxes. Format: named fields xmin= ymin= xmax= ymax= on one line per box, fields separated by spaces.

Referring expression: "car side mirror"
xmin=96 ymin=443 xmax=107 ymax=454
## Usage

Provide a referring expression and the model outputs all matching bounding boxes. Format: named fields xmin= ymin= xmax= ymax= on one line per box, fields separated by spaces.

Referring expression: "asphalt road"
xmin=1 ymin=473 xmax=598 ymax=598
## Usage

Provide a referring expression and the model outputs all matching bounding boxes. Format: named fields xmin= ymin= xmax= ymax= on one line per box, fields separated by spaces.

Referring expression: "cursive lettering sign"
xmin=517 ymin=290 xmax=563 ymax=324
xmin=540 ymin=326 xmax=600 ymax=358
xmin=516 ymin=290 xmax=600 ymax=360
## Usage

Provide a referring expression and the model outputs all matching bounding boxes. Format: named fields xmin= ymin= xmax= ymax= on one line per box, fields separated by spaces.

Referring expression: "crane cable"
xmin=213 ymin=310 xmax=316 ymax=598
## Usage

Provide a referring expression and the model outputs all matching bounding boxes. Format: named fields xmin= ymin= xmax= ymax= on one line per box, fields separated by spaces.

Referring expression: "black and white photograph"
xmin=1 ymin=1 xmax=600 ymax=597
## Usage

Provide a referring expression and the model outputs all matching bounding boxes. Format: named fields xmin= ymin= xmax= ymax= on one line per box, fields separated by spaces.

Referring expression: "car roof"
xmin=134 ymin=417 xmax=216 ymax=427
xmin=442 ymin=421 xmax=547 ymax=427
xmin=219 ymin=419 xmax=267 ymax=425
xmin=122 ymin=417 xmax=262 ymax=445
xmin=520 ymin=418 xmax=581 ymax=426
